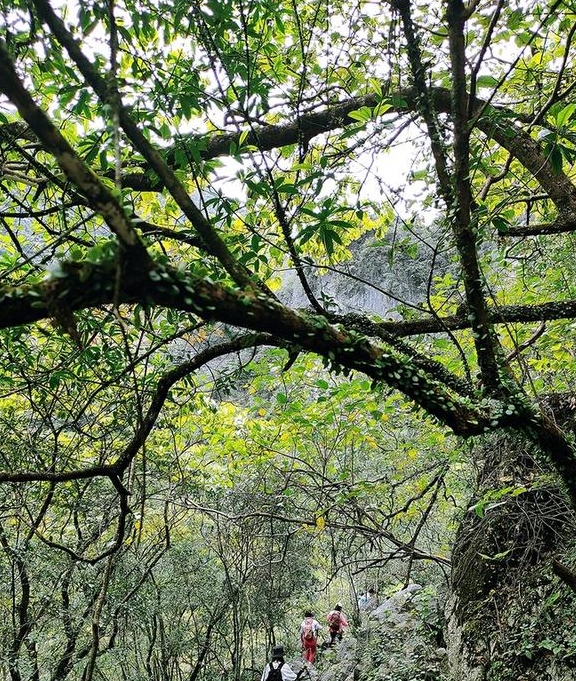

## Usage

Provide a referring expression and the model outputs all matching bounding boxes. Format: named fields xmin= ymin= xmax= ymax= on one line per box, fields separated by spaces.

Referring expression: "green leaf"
xmin=549 ymin=146 xmax=564 ymax=174
xmin=556 ymin=103 xmax=576 ymax=128
xmin=478 ymin=549 xmax=513 ymax=561
xmin=348 ymin=106 xmax=372 ymax=123
xmin=476 ymin=75 xmax=499 ymax=88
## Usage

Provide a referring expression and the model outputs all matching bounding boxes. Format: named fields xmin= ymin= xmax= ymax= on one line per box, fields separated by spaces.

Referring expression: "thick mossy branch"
xmin=353 ymin=301 xmax=576 ymax=337
xmin=0 ymin=257 xmax=515 ymax=437
xmin=4 ymin=255 xmax=576 ymax=502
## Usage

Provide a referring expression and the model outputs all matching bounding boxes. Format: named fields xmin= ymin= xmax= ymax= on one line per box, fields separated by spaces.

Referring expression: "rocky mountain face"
xmin=278 ymin=227 xmax=445 ymax=316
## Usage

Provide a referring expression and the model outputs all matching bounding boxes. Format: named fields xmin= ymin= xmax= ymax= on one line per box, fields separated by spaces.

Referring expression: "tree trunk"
xmin=446 ymin=394 xmax=576 ymax=680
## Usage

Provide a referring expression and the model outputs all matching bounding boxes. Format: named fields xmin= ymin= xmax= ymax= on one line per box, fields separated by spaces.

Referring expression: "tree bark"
xmin=446 ymin=394 xmax=576 ymax=680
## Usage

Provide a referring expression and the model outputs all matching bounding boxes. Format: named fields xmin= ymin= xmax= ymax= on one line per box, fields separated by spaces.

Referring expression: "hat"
xmin=271 ymin=645 xmax=284 ymax=659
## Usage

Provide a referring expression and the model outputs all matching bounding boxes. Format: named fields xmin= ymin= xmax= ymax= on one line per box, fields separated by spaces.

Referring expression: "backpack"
xmin=303 ymin=617 xmax=315 ymax=640
xmin=266 ymin=662 xmax=284 ymax=681
xmin=328 ymin=611 xmax=341 ymax=633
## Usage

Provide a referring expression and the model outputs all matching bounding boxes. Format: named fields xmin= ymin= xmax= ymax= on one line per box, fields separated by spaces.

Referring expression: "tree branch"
xmin=0 ymin=40 xmax=152 ymax=269
xmin=106 ymin=87 xmax=576 ymax=222
xmin=0 ymin=334 xmax=277 ymax=484
xmin=31 ymin=0 xmax=270 ymax=294
xmin=0 ymin=257 xmax=548 ymax=438
xmin=448 ymin=0 xmax=505 ymax=394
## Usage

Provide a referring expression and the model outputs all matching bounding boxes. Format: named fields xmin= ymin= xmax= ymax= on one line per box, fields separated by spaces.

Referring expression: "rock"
xmin=316 ymin=635 xmax=358 ymax=681
xmin=350 ymin=584 xmax=446 ymax=680
xmin=371 ymin=583 xmax=423 ymax=621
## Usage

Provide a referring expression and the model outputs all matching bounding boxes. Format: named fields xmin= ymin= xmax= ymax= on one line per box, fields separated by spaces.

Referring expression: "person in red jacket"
xmin=299 ymin=610 xmax=322 ymax=663
xmin=326 ymin=603 xmax=348 ymax=645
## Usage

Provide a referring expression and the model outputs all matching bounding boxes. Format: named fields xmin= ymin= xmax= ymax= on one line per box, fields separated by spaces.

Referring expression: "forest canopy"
xmin=2 ymin=0 xmax=576 ymax=679
xmin=1 ymin=0 xmax=576 ymax=486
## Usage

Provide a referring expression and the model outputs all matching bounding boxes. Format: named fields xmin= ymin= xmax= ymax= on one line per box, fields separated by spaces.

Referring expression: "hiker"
xmin=260 ymin=645 xmax=298 ymax=681
xmin=299 ymin=610 xmax=322 ymax=664
xmin=366 ymin=588 xmax=377 ymax=609
xmin=326 ymin=603 xmax=348 ymax=645
xmin=357 ymin=591 xmax=368 ymax=608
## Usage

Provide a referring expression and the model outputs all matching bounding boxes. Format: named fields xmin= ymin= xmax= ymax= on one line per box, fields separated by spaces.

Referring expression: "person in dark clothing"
xmin=260 ymin=645 xmax=297 ymax=681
